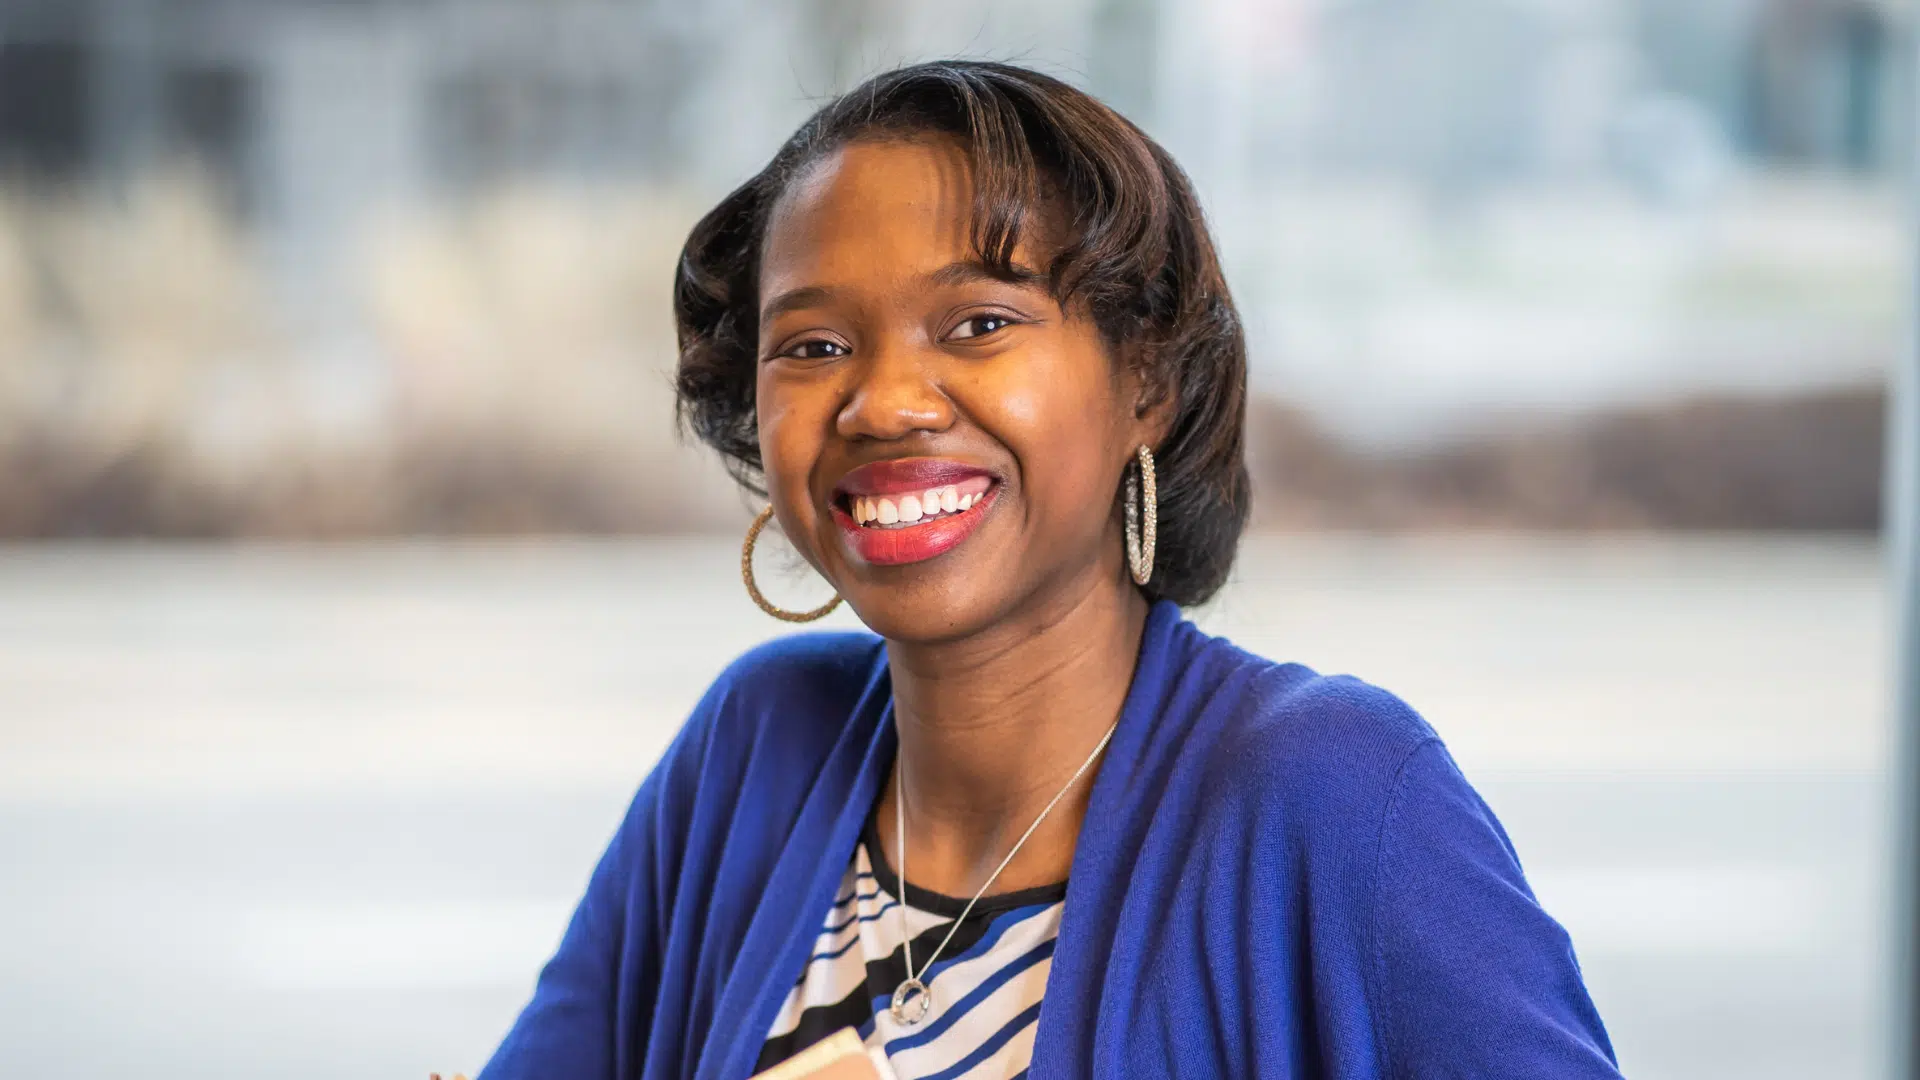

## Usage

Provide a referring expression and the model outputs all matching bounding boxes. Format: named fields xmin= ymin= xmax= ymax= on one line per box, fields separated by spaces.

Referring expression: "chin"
xmin=836 ymin=577 xmax=1006 ymax=645
xmin=816 ymin=481 xmax=1019 ymax=643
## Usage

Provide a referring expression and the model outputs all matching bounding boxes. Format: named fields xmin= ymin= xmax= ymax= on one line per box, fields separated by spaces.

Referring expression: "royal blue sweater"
xmin=480 ymin=601 xmax=1621 ymax=1079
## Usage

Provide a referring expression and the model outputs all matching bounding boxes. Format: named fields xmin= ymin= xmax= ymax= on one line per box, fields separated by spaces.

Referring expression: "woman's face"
xmin=755 ymin=137 xmax=1154 ymax=643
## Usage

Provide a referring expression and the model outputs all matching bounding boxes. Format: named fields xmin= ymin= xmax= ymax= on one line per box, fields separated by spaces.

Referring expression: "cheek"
xmin=756 ymin=373 xmax=825 ymax=506
xmin=970 ymin=343 xmax=1125 ymax=516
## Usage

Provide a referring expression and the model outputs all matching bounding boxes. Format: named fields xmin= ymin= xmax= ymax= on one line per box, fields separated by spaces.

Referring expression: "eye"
xmin=945 ymin=313 xmax=1019 ymax=342
xmin=777 ymin=338 xmax=850 ymax=361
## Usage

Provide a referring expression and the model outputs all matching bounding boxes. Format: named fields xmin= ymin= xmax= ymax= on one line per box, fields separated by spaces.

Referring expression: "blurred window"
xmin=0 ymin=40 xmax=92 ymax=184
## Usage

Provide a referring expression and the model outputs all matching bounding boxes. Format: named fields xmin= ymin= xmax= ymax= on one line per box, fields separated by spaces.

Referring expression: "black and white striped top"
xmin=755 ymin=816 xmax=1065 ymax=1080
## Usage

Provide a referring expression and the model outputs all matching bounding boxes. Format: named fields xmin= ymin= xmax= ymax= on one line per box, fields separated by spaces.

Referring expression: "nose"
xmin=835 ymin=336 xmax=953 ymax=442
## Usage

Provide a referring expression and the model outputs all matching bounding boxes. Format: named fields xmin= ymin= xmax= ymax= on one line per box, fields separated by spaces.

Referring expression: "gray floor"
xmin=0 ymin=536 xmax=1892 ymax=1079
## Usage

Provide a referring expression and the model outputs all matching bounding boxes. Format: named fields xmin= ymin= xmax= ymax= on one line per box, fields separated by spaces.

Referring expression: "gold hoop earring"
xmin=1124 ymin=444 xmax=1157 ymax=586
xmin=741 ymin=505 xmax=842 ymax=623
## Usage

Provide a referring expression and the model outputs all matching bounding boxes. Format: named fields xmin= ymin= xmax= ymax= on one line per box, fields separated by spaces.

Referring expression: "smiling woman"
xmin=478 ymin=61 xmax=1622 ymax=1080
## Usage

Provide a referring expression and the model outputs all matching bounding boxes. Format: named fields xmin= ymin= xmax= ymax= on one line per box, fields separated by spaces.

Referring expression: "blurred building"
xmin=0 ymin=0 xmax=1906 ymax=534
xmin=0 ymin=0 xmax=723 ymax=201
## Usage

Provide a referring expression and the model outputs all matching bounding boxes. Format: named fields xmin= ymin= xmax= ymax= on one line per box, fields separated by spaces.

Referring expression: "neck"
xmin=878 ymin=574 xmax=1151 ymax=898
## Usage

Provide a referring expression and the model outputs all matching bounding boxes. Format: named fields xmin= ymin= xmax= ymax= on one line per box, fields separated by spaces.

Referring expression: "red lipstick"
xmin=834 ymin=458 xmax=993 ymax=498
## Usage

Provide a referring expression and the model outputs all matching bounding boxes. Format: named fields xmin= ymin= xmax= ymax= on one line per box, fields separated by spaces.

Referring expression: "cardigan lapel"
xmin=699 ymin=650 xmax=899 ymax=1080
xmin=1028 ymin=601 xmax=1185 ymax=1078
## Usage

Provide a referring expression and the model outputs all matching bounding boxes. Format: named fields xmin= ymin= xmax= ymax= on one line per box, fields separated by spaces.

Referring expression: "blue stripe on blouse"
xmin=861 ymin=901 xmax=1058 ymax=1017
xmin=881 ymin=937 xmax=1055 ymax=1055
xmin=821 ymin=898 xmax=899 ymax=936
xmin=913 ymin=1000 xmax=1045 ymax=1080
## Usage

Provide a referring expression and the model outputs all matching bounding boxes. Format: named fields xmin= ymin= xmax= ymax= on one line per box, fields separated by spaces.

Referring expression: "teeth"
xmin=850 ymin=485 xmax=985 ymax=527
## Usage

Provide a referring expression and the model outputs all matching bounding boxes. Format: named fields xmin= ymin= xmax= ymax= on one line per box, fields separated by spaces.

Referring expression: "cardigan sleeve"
xmin=1369 ymin=739 xmax=1623 ymax=1079
xmin=477 ymin=700 xmax=716 ymax=1080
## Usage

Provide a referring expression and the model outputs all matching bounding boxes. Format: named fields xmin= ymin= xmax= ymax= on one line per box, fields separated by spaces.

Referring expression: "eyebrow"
xmin=760 ymin=285 xmax=837 ymax=324
xmin=758 ymin=260 xmax=1049 ymax=325
xmin=925 ymin=259 xmax=1048 ymax=290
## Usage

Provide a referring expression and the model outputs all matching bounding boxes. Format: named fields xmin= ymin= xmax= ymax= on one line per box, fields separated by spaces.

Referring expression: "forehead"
xmin=760 ymin=139 xmax=977 ymax=291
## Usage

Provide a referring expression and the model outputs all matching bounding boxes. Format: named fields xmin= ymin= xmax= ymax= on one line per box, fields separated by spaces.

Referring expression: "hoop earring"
xmin=1124 ymin=444 xmax=1157 ymax=587
xmin=741 ymin=505 xmax=842 ymax=623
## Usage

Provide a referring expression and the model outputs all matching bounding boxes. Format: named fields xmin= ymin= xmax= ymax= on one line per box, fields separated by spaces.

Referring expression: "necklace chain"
xmin=890 ymin=715 xmax=1121 ymax=1026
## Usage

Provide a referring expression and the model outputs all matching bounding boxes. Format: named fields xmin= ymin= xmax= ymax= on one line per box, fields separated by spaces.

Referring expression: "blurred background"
xmin=0 ymin=0 xmax=1904 ymax=1077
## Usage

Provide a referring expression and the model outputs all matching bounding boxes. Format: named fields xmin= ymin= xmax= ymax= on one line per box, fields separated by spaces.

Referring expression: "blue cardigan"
xmin=481 ymin=601 xmax=1621 ymax=1079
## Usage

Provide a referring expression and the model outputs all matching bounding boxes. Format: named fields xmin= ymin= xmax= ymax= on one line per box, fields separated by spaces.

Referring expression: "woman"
xmin=480 ymin=61 xmax=1621 ymax=1080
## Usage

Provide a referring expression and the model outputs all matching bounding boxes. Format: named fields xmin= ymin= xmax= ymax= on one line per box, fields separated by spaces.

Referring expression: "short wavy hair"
xmin=674 ymin=60 xmax=1249 ymax=607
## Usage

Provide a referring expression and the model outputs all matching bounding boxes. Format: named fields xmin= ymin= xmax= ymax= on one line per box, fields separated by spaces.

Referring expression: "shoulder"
xmin=1160 ymin=617 xmax=1442 ymax=817
xmin=693 ymin=630 xmax=886 ymax=745
xmin=1157 ymin=619 xmax=1520 ymax=920
xmin=639 ymin=629 xmax=887 ymax=823
xmin=660 ymin=626 xmax=883 ymax=768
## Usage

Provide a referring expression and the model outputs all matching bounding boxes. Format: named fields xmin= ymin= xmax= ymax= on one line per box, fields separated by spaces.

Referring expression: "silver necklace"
xmin=888 ymin=717 xmax=1121 ymax=1027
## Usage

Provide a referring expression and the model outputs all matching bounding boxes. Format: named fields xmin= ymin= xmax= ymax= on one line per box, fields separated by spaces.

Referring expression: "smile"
xmin=831 ymin=459 xmax=999 ymax=566
xmin=847 ymin=476 xmax=993 ymax=528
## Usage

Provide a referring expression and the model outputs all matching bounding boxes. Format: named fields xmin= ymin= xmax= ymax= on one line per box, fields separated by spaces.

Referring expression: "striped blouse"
xmin=755 ymin=816 xmax=1065 ymax=1080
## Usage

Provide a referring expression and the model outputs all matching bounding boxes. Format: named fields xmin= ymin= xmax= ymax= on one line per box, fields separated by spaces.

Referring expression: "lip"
xmin=830 ymin=472 xmax=1000 ymax=567
xmin=833 ymin=457 xmax=996 ymax=498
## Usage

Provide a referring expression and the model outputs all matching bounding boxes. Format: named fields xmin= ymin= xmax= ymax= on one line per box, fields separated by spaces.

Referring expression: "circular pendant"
xmin=889 ymin=978 xmax=931 ymax=1026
